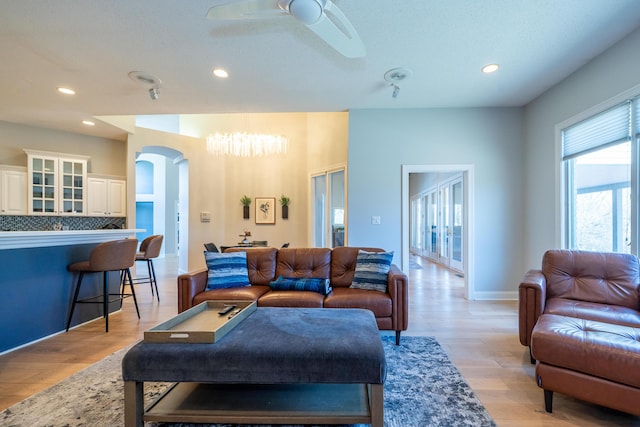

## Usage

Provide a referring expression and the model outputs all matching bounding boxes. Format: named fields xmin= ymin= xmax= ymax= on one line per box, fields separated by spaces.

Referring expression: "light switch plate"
xmin=371 ymin=216 xmax=381 ymax=225
xmin=200 ymin=211 xmax=211 ymax=223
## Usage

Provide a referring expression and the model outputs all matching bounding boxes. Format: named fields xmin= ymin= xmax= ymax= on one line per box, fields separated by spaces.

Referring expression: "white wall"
xmin=128 ymin=112 xmax=348 ymax=272
xmin=523 ymin=26 xmax=640 ymax=269
xmin=348 ymin=108 xmax=524 ymax=296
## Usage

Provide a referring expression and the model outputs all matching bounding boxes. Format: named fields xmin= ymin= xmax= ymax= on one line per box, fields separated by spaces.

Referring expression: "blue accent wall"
xmin=0 ymin=243 xmax=125 ymax=353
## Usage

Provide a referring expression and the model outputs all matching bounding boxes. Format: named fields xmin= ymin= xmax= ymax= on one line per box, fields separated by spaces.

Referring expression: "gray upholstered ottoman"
xmin=122 ymin=307 xmax=386 ymax=426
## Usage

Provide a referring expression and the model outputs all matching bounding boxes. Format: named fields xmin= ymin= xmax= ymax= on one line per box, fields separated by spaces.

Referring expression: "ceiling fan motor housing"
xmin=280 ymin=0 xmax=327 ymax=24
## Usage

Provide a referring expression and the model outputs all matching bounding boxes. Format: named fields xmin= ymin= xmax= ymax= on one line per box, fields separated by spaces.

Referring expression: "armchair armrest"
xmin=177 ymin=269 xmax=208 ymax=313
xmin=387 ymin=264 xmax=409 ymax=333
xmin=518 ymin=269 xmax=547 ymax=347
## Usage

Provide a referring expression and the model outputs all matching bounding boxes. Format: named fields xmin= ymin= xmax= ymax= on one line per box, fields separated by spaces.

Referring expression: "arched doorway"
xmin=134 ymin=146 xmax=189 ymax=273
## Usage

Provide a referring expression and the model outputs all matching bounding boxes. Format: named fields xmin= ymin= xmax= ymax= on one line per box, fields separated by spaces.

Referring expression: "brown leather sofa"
xmin=178 ymin=246 xmax=409 ymax=344
xmin=519 ymin=249 xmax=640 ymax=416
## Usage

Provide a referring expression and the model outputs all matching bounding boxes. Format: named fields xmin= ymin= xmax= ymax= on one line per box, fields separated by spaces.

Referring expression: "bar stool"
xmin=133 ymin=235 xmax=163 ymax=302
xmin=66 ymin=238 xmax=139 ymax=332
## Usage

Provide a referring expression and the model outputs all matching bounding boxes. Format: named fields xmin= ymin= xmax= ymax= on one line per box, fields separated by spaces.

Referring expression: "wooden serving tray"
xmin=143 ymin=300 xmax=256 ymax=344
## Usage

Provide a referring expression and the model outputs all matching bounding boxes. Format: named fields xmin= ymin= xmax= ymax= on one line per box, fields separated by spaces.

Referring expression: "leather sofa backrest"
xmin=330 ymin=247 xmax=384 ymax=288
xmin=226 ymin=247 xmax=277 ymax=285
xmin=276 ymin=248 xmax=331 ymax=279
xmin=542 ymin=249 xmax=640 ymax=310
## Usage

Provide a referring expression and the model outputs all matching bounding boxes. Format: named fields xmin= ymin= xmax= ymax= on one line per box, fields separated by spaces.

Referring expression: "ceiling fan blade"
xmin=306 ymin=1 xmax=365 ymax=58
xmin=206 ymin=0 xmax=285 ymax=20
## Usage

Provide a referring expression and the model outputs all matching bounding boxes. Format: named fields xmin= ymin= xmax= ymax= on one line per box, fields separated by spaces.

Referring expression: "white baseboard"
xmin=469 ymin=291 xmax=518 ymax=300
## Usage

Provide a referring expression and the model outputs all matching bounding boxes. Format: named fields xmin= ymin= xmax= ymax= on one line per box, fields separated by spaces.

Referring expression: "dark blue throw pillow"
xmin=269 ymin=276 xmax=332 ymax=295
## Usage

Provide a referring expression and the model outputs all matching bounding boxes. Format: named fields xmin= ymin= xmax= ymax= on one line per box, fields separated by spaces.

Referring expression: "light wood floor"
xmin=1 ymin=254 xmax=638 ymax=426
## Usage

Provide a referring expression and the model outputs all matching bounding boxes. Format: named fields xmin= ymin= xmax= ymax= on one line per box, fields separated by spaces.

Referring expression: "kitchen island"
xmin=0 ymin=229 xmax=141 ymax=353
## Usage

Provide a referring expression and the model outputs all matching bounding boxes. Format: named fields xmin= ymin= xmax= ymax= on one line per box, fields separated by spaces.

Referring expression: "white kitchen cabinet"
xmin=0 ymin=166 xmax=27 ymax=215
xmin=25 ymin=150 xmax=89 ymax=215
xmin=87 ymin=177 xmax=126 ymax=217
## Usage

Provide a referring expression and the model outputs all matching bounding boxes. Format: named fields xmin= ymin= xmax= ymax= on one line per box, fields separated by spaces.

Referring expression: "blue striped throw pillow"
xmin=204 ymin=251 xmax=250 ymax=290
xmin=350 ymin=250 xmax=393 ymax=293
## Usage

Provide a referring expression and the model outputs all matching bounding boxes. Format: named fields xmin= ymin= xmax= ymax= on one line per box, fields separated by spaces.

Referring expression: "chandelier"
xmin=206 ymin=132 xmax=289 ymax=157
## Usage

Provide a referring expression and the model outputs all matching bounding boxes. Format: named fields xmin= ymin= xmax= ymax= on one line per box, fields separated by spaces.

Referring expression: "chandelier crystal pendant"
xmin=206 ymin=132 xmax=289 ymax=157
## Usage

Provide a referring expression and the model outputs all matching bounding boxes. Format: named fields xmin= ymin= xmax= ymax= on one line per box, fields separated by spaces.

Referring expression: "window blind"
xmin=562 ymin=101 xmax=631 ymax=160
xmin=634 ymin=96 xmax=640 ymax=137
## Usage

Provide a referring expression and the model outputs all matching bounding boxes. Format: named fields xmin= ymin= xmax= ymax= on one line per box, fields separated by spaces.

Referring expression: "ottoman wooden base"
xmin=125 ymin=382 xmax=383 ymax=426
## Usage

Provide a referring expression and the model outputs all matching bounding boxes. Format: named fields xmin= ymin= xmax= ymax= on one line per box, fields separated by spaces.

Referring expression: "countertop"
xmin=0 ymin=229 xmax=143 ymax=250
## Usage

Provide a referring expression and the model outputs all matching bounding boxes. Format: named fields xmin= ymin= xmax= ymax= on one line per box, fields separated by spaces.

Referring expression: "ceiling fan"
xmin=206 ymin=0 xmax=366 ymax=58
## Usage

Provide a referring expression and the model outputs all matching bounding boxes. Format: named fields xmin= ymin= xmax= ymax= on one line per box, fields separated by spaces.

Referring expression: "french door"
xmin=422 ymin=176 xmax=463 ymax=272
xmin=312 ymin=167 xmax=346 ymax=248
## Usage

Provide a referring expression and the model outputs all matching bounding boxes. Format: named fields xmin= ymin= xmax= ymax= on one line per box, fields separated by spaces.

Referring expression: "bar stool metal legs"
xmin=66 ymin=238 xmax=139 ymax=332
xmin=132 ymin=235 xmax=163 ymax=302
xmin=66 ymin=267 xmax=140 ymax=332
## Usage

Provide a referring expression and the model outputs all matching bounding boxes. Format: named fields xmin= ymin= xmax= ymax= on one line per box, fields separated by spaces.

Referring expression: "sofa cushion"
xmin=542 ymin=250 xmax=640 ymax=310
xmin=350 ymin=250 xmax=393 ymax=292
xmin=258 ymin=290 xmax=325 ymax=308
xmin=324 ymin=287 xmax=393 ymax=317
xmin=193 ymin=285 xmax=271 ymax=306
xmin=269 ymin=276 xmax=332 ymax=295
xmin=204 ymin=251 xmax=250 ymax=290
xmin=330 ymin=247 xmax=385 ymax=288
xmin=225 ymin=247 xmax=277 ymax=285
xmin=275 ymin=248 xmax=331 ymax=279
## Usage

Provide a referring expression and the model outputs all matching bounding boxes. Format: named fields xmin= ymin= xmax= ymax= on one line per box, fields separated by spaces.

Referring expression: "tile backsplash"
xmin=0 ymin=215 xmax=126 ymax=231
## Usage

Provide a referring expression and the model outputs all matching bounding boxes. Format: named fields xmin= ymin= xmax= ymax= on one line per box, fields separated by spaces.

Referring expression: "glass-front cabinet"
xmin=25 ymin=150 xmax=89 ymax=215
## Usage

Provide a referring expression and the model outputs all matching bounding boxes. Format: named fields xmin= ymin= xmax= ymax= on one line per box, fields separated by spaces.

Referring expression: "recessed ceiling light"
xmin=482 ymin=64 xmax=499 ymax=74
xmin=212 ymin=68 xmax=229 ymax=78
xmin=57 ymin=87 xmax=76 ymax=95
xmin=82 ymin=120 xmax=95 ymax=126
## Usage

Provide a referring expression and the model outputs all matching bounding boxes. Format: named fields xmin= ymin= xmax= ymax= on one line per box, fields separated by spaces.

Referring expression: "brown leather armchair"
xmin=519 ymin=249 xmax=640 ymax=415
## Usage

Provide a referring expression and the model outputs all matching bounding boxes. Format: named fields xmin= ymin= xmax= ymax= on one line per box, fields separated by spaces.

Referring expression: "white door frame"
xmin=402 ymin=164 xmax=475 ymax=300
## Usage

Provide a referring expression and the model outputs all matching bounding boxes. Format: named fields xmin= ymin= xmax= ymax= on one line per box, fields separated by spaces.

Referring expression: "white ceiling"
xmin=1 ymin=0 xmax=640 ymax=140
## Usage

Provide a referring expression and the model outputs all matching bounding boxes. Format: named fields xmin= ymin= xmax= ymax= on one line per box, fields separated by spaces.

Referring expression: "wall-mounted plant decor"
xmin=240 ymin=195 xmax=251 ymax=219
xmin=280 ymin=195 xmax=290 ymax=219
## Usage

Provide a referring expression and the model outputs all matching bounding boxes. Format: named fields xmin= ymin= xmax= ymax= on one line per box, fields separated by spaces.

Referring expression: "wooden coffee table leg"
xmin=369 ymin=383 xmax=384 ymax=427
xmin=124 ymin=380 xmax=144 ymax=427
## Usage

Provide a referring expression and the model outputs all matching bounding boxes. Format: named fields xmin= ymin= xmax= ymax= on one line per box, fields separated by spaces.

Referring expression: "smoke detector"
xmin=384 ymin=68 xmax=412 ymax=83
xmin=128 ymin=71 xmax=162 ymax=100
xmin=384 ymin=68 xmax=411 ymax=99
xmin=128 ymin=71 xmax=162 ymax=86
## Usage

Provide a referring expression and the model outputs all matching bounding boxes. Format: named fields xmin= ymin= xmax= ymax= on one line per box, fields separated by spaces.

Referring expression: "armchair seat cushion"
xmin=545 ymin=297 xmax=640 ymax=328
xmin=324 ymin=287 xmax=393 ymax=317
xmin=532 ymin=314 xmax=640 ymax=388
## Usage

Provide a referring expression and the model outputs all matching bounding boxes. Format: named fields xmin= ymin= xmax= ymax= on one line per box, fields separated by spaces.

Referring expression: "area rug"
xmin=1 ymin=336 xmax=495 ymax=427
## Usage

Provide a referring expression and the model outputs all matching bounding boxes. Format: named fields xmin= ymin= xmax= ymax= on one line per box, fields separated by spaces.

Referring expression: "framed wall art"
xmin=255 ymin=197 xmax=276 ymax=225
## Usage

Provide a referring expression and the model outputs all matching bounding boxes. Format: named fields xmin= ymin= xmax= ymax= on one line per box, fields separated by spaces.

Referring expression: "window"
xmin=562 ymin=98 xmax=639 ymax=253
